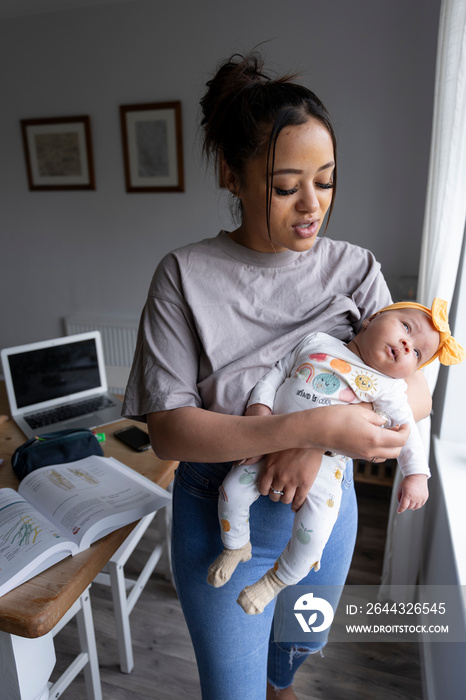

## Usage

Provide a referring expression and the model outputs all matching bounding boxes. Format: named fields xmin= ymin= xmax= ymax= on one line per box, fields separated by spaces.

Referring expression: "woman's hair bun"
xmin=200 ymin=52 xmax=269 ymax=128
xmin=200 ymin=52 xmax=294 ymax=172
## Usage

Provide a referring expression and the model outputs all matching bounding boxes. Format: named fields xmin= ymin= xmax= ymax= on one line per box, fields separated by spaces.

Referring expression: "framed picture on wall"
xmin=20 ymin=115 xmax=96 ymax=191
xmin=120 ymin=101 xmax=184 ymax=192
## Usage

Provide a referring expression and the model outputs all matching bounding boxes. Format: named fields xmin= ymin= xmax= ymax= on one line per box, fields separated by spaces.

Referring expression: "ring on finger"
xmin=270 ymin=488 xmax=284 ymax=495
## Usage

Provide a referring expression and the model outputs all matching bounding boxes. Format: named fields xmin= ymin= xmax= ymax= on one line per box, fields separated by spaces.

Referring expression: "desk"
xmin=0 ymin=383 xmax=177 ymax=699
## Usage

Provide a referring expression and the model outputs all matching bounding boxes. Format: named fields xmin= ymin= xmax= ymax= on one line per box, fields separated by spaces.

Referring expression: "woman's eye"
xmin=274 ymin=186 xmax=298 ymax=196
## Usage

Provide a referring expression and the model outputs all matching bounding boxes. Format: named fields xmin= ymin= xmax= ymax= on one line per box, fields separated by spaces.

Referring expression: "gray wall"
xmin=0 ymin=0 xmax=440 ymax=348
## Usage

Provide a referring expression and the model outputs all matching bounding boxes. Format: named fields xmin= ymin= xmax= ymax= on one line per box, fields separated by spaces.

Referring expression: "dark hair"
xmin=200 ymin=51 xmax=337 ymax=233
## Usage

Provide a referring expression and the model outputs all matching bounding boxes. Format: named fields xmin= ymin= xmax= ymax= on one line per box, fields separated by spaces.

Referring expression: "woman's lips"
xmin=292 ymin=220 xmax=319 ymax=238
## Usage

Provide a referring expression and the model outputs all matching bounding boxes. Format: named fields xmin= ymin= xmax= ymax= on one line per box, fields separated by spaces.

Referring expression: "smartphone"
xmin=114 ymin=426 xmax=152 ymax=452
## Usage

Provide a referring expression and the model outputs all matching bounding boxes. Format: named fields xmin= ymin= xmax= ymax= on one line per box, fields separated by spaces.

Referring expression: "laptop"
xmin=1 ymin=331 xmax=124 ymax=439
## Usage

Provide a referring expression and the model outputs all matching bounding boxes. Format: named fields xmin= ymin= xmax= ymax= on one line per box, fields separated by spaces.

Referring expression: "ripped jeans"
xmin=171 ymin=460 xmax=357 ymax=700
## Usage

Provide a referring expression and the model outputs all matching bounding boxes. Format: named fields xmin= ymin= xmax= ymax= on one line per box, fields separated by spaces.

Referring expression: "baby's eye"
xmin=274 ymin=186 xmax=298 ymax=196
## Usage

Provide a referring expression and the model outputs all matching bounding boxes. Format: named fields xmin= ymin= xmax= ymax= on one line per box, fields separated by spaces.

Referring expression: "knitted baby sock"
xmin=237 ymin=568 xmax=288 ymax=614
xmin=207 ymin=541 xmax=252 ymax=587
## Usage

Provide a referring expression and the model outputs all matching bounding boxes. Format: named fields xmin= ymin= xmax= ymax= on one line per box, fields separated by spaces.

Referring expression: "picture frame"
xmin=20 ymin=115 xmax=95 ymax=191
xmin=120 ymin=101 xmax=184 ymax=193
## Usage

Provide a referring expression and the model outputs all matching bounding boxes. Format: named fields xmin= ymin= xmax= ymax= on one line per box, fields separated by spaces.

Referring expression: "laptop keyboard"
xmin=24 ymin=395 xmax=116 ymax=430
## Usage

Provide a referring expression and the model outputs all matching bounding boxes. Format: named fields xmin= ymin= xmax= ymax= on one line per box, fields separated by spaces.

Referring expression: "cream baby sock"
xmin=237 ymin=568 xmax=287 ymax=615
xmin=207 ymin=541 xmax=252 ymax=587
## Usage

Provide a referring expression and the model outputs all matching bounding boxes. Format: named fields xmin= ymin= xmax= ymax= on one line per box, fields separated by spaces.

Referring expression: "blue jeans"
xmin=172 ymin=460 xmax=357 ymax=700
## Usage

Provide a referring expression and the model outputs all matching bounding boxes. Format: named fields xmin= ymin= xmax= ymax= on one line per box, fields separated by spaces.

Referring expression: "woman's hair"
xmin=200 ymin=51 xmax=337 ymax=233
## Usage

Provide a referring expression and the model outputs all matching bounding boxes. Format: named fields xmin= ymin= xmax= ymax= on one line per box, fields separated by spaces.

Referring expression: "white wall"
xmin=0 ymin=0 xmax=440 ymax=348
xmin=419 ymin=440 xmax=466 ymax=700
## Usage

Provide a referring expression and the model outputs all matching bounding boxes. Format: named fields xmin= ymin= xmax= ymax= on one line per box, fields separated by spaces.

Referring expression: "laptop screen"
xmin=7 ymin=338 xmax=101 ymax=409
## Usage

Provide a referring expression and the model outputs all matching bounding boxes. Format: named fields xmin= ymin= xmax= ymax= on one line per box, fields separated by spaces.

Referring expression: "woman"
xmin=123 ymin=52 xmax=430 ymax=700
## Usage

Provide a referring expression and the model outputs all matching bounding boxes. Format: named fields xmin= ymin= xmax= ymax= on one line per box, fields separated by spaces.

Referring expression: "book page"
xmin=0 ymin=488 xmax=77 ymax=597
xmin=18 ymin=456 xmax=172 ymax=550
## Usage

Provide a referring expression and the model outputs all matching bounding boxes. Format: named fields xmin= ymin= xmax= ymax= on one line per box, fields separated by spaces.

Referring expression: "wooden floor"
xmin=51 ymin=480 xmax=424 ymax=700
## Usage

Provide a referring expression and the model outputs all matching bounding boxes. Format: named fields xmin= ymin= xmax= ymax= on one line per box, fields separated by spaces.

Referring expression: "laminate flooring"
xmin=50 ymin=482 xmax=423 ymax=699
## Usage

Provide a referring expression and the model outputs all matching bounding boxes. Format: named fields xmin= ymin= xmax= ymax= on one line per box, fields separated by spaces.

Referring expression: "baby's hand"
xmin=237 ymin=403 xmax=272 ymax=466
xmin=397 ymin=474 xmax=429 ymax=513
xmin=245 ymin=403 xmax=272 ymax=418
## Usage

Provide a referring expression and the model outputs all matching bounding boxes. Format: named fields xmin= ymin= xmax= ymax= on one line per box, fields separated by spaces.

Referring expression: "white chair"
xmin=49 ymin=585 xmax=102 ymax=700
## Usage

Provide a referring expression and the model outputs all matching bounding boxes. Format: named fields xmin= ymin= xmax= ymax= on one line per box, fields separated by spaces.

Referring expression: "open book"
xmin=0 ymin=455 xmax=172 ymax=597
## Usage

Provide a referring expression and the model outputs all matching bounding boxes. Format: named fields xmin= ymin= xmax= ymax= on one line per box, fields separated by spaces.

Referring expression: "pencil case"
xmin=11 ymin=428 xmax=104 ymax=481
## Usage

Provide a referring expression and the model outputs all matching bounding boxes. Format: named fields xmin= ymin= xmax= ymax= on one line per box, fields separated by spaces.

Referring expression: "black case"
xmin=11 ymin=428 xmax=103 ymax=481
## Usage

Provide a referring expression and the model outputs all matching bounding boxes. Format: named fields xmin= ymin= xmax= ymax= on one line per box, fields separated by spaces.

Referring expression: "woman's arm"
xmin=149 ymin=404 xmax=409 ymax=511
xmin=405 ymin=371 xmax=432 ymax=422
xmin=148 ymin=403 xmax=409 ymax=463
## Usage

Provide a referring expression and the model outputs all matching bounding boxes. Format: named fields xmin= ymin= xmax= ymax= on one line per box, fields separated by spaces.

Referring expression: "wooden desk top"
xmin=0 ymin=384 xmax=177 ymax=638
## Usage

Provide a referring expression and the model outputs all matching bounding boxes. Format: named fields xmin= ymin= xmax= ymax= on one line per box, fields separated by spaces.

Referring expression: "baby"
xmin=207 ymin=299 xmax=464 ymax=615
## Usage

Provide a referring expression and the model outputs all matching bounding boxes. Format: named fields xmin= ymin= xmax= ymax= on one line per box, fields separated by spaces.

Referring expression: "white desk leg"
xmin=108 ymin=561 xmax=134 ymax=674
xmin=0 ymin=630 xmax=55 ymax=700
xmin=77 ymin=589 xmax=102 ymax=700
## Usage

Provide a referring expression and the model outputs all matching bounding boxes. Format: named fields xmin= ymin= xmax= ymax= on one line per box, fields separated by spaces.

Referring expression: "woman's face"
xmin=228 ymin=118 xmax=335 ymax=253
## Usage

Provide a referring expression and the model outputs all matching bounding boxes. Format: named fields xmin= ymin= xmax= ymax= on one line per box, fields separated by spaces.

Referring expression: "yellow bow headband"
xmin=374 ymin=298 xmax=465 ymax=369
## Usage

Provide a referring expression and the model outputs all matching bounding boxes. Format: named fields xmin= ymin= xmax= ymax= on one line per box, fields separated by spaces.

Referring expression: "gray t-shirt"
xmin=122 ymin=231 xmax=391 ymax=421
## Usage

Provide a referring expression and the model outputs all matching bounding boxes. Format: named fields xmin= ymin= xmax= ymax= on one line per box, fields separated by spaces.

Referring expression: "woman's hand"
xmin=257 ymin=403 xmax=410 ymax=511
xmin=258 ymin=448 xmax=325 ymax=511
xmin=304 ymin=403 xmax=410 ymax=460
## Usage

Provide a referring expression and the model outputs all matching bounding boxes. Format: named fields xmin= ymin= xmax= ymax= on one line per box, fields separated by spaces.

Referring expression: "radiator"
xmin=64 ymin=314 xmax=139 ymax=395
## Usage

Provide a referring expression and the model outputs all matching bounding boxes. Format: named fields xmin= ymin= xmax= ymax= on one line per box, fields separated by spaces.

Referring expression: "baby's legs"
xmin=207 ymin=462 xmax=261 ymax=587
xmin=238 ymin=454 xmax=347 ymax=614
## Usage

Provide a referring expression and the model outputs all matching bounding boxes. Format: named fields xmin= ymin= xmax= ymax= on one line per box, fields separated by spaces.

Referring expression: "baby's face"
xmin=355 ymin=309 xmax=440 ymax=379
